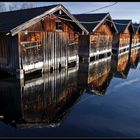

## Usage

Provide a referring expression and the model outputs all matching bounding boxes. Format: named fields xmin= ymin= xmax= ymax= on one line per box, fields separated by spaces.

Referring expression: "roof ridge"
xmin=74 ymin=12 xmax=109 ymax=15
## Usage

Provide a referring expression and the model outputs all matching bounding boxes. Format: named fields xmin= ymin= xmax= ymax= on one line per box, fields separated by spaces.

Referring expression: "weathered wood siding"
xmin=43 ymin=32 xmax=68 ymax=71
xmin=19 ymin=31 xmax=43 ymax=73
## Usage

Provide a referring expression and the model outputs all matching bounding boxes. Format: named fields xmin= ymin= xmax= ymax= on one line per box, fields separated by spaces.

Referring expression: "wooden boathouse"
xmin=0 ymin=4 xmax=88 ymax=79
xmin=112 ymin=20 xmax=134 ymax=55
xmin=74 ymin=13 xmax=118 ymax=63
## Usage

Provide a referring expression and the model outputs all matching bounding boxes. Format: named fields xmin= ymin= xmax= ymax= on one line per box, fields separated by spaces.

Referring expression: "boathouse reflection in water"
xmin=0 ymin=48 xmax=139 ymax=129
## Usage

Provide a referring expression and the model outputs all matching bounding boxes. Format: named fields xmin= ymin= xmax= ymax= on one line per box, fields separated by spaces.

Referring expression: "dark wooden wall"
xmin=78 ymin=35 xmax=90 ymax=63
xmin=0 ymin=33 xmax=9 ymax=68
xmin=0 ymin=33 xmax=19 ymax=74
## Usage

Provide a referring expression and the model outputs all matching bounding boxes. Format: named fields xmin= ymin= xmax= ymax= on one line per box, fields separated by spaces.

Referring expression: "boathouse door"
xmin=43 ymin=32 xmax=69 ymax=71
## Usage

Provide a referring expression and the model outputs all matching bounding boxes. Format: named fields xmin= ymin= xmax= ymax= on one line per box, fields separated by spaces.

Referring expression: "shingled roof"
xmin=0 ymin=4 xmax=88 ymax=35
xmin=73 ymin=13 xmax=118 ymax=33
xmin=113 ymin=19 xmax=134 ymax=34
xmin=0 ymin=5 xmax=59 ymax=33
xmin=133 ymin=23 xmax=140 ymax=33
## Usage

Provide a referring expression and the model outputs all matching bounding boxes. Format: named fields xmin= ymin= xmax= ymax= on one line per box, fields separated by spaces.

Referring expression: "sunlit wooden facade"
xmin=0 ymin=4 xmax=88 ymax=79
xmin=74 ymin=13 xmax=118 ymax=63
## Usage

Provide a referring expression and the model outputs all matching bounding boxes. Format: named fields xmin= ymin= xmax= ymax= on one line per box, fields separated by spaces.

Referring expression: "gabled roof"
xmin=0 ymin=5 xmax=58 ymax=33
xmin=133 ymin=23 xmax=140 ymax=34
xmin=0 ymin=4 xmax=88 ymax=36
xmin=73 ymin=13 xmax=118 ymax=34
xmin=113 ymin=19 xmax=135 ymax=34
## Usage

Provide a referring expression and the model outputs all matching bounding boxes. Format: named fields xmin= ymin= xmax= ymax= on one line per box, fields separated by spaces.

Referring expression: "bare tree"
xmin=20 ymin=2 xmax=34 ymax=10
xmin=8 ymin=2 xmax=35 ymax=11
xmin=9 ymin=3 xmax=18 ymax=11
xmin=0 ymin=2 xmax=6 ymax=12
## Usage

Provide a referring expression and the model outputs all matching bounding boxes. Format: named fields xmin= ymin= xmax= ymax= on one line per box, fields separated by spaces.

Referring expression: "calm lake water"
xmin=0 ymin=48 xmax=140 ymax=138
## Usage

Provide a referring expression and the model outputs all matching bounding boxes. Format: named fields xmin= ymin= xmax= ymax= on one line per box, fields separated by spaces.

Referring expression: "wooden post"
xmin=129 ymin=33 xmax=133 ymax=61
xmin=78 ymin=35 xmax=90 ymax=64
xmin=17 ymin=32 xmax=24 ymax=79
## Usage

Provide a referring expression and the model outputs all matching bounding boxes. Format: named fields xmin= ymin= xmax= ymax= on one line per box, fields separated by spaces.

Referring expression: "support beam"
xmin=16 ymin=69 xmax=24 ymax=79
